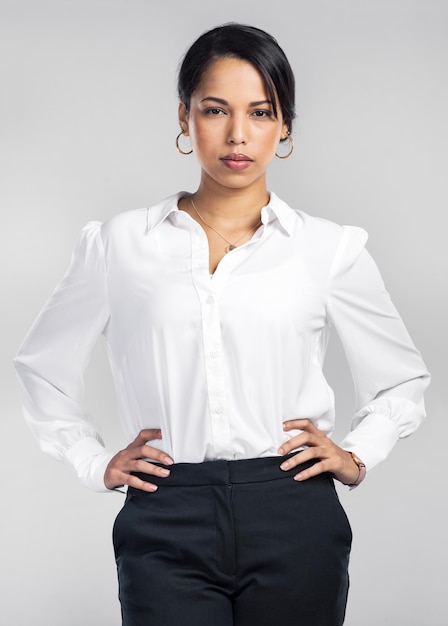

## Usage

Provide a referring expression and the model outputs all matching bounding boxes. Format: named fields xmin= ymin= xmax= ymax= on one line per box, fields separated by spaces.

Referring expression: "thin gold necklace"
xmin=190 ymin=197 xmax=262 ymax=253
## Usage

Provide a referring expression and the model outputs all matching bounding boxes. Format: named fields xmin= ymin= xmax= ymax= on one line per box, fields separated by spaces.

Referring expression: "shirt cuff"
xmin=64 ymin=437 xmax=115 ymax=492
xmin=339 ymin=412 xmax=400 ymax=472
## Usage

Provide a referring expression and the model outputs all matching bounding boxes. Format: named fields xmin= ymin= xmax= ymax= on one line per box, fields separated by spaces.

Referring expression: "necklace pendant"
xmin=225 ymin=244 xmax=236 ymax=253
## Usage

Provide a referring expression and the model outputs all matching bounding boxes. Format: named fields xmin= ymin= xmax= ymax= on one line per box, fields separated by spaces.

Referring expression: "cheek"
xmin=188 ymin=112 xmax=213 ymax=137
xmin=258 ymin=131 xmax=282 ymax=160
xmin=189 ymin=125 xmax=215 ymax=155
xmin=255 ymin=122 xmax=282 ymax=145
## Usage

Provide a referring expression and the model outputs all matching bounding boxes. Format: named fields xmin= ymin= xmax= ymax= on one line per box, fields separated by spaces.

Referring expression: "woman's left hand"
xmin=278 ymin=419 xmax=360 ymax=485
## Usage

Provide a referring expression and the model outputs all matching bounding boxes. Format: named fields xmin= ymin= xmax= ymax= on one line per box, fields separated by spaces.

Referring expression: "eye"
xmin=251 ymin=110 xmax=273 ymax=118
xmin=204 ymin=107 xmax=226 ymax=116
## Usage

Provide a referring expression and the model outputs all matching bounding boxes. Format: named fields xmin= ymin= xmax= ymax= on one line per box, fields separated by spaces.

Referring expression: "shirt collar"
xmin=145 ymin=191 xmax=301 ymax=236
xmin=262 ymin=191 xmax=301 ymax=236
xmin=145 ymin=193 xmax=185 ymax=233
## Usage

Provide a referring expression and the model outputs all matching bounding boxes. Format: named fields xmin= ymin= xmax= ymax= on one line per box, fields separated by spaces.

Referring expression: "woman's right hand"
xmin=104 ymin=429 xmax=174 ymax=492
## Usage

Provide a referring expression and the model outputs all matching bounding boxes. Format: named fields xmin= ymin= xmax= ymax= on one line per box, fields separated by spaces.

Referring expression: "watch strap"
xmin=347 ymin=451 xmax=366 ymax=487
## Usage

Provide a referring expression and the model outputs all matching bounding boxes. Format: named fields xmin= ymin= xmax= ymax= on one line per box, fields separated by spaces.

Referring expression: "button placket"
xmin=190 ymin=235 xmax=232 ymax=457
xmin=202 ymin=291 xmax=232 ymax=455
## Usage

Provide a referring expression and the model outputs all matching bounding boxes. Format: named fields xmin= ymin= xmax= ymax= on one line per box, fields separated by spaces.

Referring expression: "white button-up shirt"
xmin=14 ymin=192 xmax=430 ymax=491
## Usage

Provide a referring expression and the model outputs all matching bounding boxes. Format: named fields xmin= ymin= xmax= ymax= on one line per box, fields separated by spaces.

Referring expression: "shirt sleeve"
xmin=327 ymin=225 xmax=430 ymax=473
xmin=13 ymin=221 xmax=114 ymax=492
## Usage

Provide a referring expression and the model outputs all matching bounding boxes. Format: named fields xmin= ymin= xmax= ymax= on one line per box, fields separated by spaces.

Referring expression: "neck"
xmin=191 ymin=178 xmax=269 ymax=222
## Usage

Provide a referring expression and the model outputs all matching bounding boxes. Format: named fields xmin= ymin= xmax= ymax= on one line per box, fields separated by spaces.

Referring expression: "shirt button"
xmin=210 ymin=350 xmax=219 ymax=358
xmin=214 ymin=406 xmax=223 ymax=414
xmin=206 ymin=295 xmax=214 ymax=304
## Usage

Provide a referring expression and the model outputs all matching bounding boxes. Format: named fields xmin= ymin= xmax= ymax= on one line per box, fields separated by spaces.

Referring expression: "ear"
xmin=178 ymin=102 xmax=189 ymax=136
xmin=281 ymin=122 xmax=289 ymax=140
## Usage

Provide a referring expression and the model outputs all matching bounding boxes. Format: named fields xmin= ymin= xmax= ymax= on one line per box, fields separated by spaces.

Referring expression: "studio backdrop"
xmin=1 ymin=1 xmax=447 ymax=625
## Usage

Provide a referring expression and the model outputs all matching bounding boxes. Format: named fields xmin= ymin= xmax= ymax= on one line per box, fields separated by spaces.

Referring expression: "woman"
xmin=14 ymin=22 xmax=430 ymax=626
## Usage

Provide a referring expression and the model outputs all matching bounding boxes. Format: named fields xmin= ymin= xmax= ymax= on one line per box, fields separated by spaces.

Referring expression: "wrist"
xmin=347 ymin=451 xmax=366 ymax=487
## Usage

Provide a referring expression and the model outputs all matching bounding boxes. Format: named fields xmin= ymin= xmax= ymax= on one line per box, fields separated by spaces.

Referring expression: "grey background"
xmin=1 ymin=1 xmax=447 ymax=624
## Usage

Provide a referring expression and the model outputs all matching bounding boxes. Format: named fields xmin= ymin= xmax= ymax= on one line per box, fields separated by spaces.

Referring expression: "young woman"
xmin=14 ymin=23 xmax=430 ymax=626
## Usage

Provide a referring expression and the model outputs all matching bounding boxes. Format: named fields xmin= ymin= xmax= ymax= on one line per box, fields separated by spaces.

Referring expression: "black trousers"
xmin=113 ymin=454 xmax=352 ymax=626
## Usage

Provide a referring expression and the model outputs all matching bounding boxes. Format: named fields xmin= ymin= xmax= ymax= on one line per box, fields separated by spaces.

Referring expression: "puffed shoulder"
xmin=70 ymin=221 xmax=106 ymax=271
xmin=78 ymin=220 xmax=102 ymax=237
xmin=74 ymin=220 xmax=103 ymax=249
xmin=329 ymin=224 xmax=369 ymax=279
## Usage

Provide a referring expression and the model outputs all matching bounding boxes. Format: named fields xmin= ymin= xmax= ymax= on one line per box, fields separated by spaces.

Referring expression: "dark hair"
xmin=177 ymin=23 xmax=296 ymax=136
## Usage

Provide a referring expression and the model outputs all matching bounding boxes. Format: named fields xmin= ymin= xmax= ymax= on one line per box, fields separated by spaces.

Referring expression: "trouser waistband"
xmin=133 ymin=452 xmax=320 ymax=488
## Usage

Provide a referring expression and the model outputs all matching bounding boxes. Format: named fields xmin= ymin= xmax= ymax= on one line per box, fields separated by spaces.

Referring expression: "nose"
xmin=227 ymin=115 xmax=247 ymax=145
xmin=229 ymin=135 xmax=246 ymax=145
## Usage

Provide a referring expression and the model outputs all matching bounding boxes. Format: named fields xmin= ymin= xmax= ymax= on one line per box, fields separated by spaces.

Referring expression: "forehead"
xmin=193 ymin=57 xmax=269 ymax=99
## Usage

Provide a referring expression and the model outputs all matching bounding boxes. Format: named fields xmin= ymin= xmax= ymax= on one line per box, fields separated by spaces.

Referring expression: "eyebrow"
xmin=200 ymin=97 xmax=273 ymax=107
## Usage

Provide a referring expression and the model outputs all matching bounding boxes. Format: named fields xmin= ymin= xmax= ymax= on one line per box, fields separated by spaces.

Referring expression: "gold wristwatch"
xmin=348 ymin=452 xmax=366 ymax=487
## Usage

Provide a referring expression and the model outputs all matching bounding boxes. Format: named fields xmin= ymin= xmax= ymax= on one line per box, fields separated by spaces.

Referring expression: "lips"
xmin=221 ymin=153 xmax=253 ymax=171
xmin=221 ymin=153 xmax=253 ymax=162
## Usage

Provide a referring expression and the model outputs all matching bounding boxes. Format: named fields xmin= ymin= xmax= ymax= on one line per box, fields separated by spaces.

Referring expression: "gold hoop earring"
xmin=176 ymin=131 xmax=193 ymax=155
xmin=275 ymin=134 xmax=294 ymax=159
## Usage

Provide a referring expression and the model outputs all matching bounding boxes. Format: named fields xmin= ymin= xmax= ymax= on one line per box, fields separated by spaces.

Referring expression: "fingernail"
xmin=164 ymin=457 xmax=174 ymax=466
xmin=278 ymin=447 xmax=284 ymax=455
xmin=280 ymin=461 xmax=290 ymax=470
xmin=149 ymin=484 xmax=158 ymax=491
xmin=160 ymin=469 xmax=170 ymax=477
xmin=294 ymin=474 xmax=303 ymax=482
